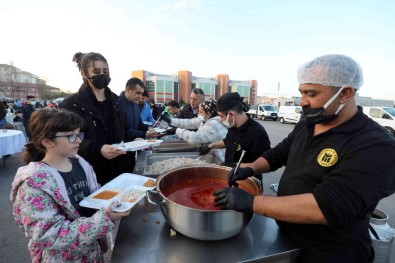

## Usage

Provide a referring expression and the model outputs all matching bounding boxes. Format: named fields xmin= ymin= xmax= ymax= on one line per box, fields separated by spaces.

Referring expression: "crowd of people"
xmin=7 ymin=52 xmax=395 ymax=262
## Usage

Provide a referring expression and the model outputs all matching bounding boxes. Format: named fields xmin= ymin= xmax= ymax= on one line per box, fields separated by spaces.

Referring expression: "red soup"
xmin=163 ymin=177 xmax=252 ymax=210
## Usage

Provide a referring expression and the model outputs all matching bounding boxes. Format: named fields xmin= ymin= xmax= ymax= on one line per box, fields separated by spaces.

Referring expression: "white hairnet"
xmin=297 ymin=54 xmax=363 ymax=90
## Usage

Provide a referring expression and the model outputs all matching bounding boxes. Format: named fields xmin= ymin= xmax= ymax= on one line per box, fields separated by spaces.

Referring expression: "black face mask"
xmin=302 ymin=106 xmax=340 ymax=124
xmin=301 ymin=87 xmax=346 ymax=124
xmin=90 ymin=74 xmax=111 ymax=89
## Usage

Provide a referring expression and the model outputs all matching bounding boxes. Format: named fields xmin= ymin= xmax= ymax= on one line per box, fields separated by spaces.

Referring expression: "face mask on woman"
xmin=90 ymin=74 xmax=111 ymax=89
xmin=222 ymin=113 xmax=235 ymax=129
xmin=197 ymin=114 xmax=205 ymax=121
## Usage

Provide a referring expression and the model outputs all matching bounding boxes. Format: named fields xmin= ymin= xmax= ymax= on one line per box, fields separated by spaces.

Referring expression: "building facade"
xmin=0 ymin=64 xmax=60 ymax=99
xmin=132 ymin=70 xmax=257 ymax=104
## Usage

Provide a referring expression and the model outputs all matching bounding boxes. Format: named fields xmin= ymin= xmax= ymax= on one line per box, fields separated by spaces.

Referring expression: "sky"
xmin=1 ymin=0 xmax=394 ymax=101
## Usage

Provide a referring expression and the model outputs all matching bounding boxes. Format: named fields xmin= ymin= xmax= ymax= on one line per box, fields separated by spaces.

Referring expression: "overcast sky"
xmin=1 ymin=0 xmax=394 ymax=101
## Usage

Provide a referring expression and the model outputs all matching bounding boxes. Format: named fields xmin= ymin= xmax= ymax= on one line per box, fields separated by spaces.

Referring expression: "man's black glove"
xmin=165 ymin=127 xmax=177 ymax=135
xmin=160 ymin=113 xmax=171 ymax=125
xmin=228 ymin=167 xmax=254 ymax=187
xmin=213 ymin=187 xmax=254 ymax=213
xmin=199 ymin=145 xmax=211 ymax=155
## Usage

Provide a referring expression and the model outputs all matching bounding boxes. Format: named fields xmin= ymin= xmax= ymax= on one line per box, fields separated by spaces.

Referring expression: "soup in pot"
xmin=163 ymin=177 xmax=252 ymax=210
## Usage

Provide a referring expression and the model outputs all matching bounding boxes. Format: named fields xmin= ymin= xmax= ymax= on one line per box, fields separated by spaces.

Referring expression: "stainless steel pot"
xmin=146 ymin=165 xmax=262 ymax=241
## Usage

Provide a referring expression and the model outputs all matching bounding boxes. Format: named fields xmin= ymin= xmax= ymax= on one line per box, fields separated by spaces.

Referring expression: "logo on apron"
xmin=236 ymin=143 xmax=241 ymax=152
xmin=317 ymin=148 xmax=338 ymax=167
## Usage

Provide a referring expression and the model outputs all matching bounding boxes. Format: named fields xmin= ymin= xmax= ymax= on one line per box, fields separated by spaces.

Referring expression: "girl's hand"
xmin=105 ymin=202 xmax=132 ymax=221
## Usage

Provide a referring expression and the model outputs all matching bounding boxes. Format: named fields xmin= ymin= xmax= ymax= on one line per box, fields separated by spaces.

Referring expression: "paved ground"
xmin=0 ymin=119 xmax=394 ymax=262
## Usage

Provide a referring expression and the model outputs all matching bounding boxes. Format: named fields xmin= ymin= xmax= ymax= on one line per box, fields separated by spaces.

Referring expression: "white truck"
xmin=278 ymin=106 xmax=302 ymax=124
xmin=362 ymin=106 xmax=395 ymax=136
xmin=248 ymin=104 xmax=278 ymax=121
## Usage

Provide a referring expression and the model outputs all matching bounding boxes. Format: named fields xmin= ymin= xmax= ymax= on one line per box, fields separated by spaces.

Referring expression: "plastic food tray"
xmin=143 ymin=152 xmax=222 ymax=176
xmin=79 ymin=173 xmax=156 ymax=212
xmin=112 ymin=139 xmax=163 ymax=151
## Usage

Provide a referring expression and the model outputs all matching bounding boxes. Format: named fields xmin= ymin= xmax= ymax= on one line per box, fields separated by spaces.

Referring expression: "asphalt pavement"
xmin=0 ymin=119 xmax=394 ymax=262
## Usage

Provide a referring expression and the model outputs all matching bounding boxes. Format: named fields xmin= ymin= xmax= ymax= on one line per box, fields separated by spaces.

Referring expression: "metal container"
xmin=143 ymin=152 xmax=221 ymax=176
xmin=370 ymin=208 xmax=389 ymax=226
xmin=146 ymin=165 xmax=262 ymax=241
xmin=151 ymin=141 xmax=199 ymax=153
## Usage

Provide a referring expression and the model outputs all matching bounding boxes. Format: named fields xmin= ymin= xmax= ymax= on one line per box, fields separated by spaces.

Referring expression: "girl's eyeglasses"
xmin=52 ymin=132 xmax=84 ymax=143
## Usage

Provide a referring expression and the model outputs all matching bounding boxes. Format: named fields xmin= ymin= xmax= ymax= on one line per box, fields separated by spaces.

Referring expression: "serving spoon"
xmin=229 ymin=150 xmax=246 ymax=188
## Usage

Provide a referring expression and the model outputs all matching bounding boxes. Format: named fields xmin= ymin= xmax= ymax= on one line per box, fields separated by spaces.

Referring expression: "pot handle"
xmin=146 ymin=189 xmax=164 ymax=206
xmin=250 ymin=177 xmax=263 ymax=194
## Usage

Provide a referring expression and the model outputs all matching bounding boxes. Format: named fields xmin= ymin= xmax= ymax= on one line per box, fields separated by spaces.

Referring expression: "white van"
xmin=248 ymin=104 xmax=278 ymax=121
xmin=278 ymin=106 xmax=302 ymax=124
xmin=362 ymin=106 xmax=395 ymax=136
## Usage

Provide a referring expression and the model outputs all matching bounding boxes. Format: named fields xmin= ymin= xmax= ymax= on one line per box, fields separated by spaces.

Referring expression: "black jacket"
xmin=22 ymin=104 xmax=35 ymax=128
xmin=177 ymin=104 xmax=197 ymax=119
xmin=60 ymin=85 xmax=134 ymax=185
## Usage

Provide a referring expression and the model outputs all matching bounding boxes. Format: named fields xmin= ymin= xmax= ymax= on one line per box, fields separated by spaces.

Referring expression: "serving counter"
xmin=111 ymin=150 xmax=302 ymax=263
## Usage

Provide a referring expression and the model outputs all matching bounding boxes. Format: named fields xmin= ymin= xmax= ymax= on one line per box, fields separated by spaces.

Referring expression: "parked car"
xmin=362 ymin=106 xmax=395 ymax=136
xmin=247 ymin=104 xmax=278 ymax=121
xmin=278 ymin=106 xmax=302 ymax=124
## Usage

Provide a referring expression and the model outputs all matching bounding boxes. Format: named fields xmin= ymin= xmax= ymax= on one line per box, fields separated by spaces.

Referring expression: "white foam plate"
xmin=112 ymin=139 xmax=163 ymax=151
xmin=79 ymin=173 xmax=156 ymax=212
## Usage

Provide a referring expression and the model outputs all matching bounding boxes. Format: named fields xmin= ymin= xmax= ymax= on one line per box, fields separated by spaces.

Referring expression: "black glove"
xmin=160 ymin=113 xmax=171 ymax=125
xmin=213 ymin=187 xmax=254 ymax=212
xmin=199 ymin=145 xmax=211 ymax=155
xmin=165 ymin=127 xmax=177 ymax=135
xmin=228 ymin=167 xmax=254 ymax=187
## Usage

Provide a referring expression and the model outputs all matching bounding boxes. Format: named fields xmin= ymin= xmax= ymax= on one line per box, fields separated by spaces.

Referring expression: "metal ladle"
xmin=229 ymin=150 xmax=246 ymax=187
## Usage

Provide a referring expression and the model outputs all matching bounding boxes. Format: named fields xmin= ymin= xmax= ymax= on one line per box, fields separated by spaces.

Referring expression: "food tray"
xmin=79 ymin=173 xmax=156 ymax=212
xmin=153 ymin=127 xmax=170 ymax=133
xmin=143 ymin=152 xmax=222 ymax=176
xmin=112 ymin=139 xmax=163 ymax=151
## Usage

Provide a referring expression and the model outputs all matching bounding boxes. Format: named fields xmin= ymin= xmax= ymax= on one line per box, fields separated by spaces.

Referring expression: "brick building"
xmin=0 ymin=64 xmax=60 ymax=100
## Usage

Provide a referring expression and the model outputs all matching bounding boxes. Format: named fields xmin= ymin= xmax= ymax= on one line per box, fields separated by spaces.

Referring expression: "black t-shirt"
xmin=262 ymin=108 xmax=395 ymax=262
xmin=223 ymin=118 xmax=271 ymax=180
xmin=58 ymin=157 xmax=95 ymax=217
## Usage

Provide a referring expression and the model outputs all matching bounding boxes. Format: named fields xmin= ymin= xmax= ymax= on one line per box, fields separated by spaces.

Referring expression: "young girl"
xmin=10 ymin=108 xmax=130 ymax=262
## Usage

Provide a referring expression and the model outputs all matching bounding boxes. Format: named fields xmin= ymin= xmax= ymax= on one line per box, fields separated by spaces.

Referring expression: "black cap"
xmin=26 ymin=95 xmax=36 ymax=100
xmin=217 ymin=92 xmax=243 ymax=112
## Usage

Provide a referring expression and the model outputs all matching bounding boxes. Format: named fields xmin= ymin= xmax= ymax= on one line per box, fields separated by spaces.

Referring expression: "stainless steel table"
xmin=111 ymin=150 xmax=302 ymax=263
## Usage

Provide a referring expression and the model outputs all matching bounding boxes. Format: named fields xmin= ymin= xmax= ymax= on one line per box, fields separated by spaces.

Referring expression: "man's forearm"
xmin=253 ymin=193 xmax=327 ymax=224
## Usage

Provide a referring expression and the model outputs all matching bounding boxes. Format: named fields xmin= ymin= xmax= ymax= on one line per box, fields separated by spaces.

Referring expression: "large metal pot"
xmin=146 ymin=165 xmax=262 ymax=241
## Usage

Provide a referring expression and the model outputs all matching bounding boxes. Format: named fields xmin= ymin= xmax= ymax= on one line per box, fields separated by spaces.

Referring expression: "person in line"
xmin=214 ymin=54 xmax=395 ymax=262
xmin=160 ymin=98 xmax=228 ymax=162
xmin=200 ymin=92 xmax=271 ymax=179
xmin=163 ymin=100 xmax=180 ymax=119
xmin=22 ymin=95 xmax=36 ymax=138
xmin=138 ymin=89 xmax=155 ymax=125
xmin=149 ymin=98 xmax=160 ymax=120
xmin=13 ymin=110 xmax=23 ymax=122
xmin=10 ymin=108 xmax=131 ymax=262
xmin=119 ymin=77 xmax=160 ymax=140
xmin=177 ymin=88 xmax=205 ymax=119
xmin=0 ymin=100 xmax=10 ymax=130
xmin=61 ymin=52 xmax=133 ymax=185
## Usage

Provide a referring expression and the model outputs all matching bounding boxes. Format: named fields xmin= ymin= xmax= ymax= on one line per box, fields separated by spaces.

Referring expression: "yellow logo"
xmin=317 ymin=148 xmax=338 ymax=167
xmin=236 ymin=144 xmax=241 ymax=151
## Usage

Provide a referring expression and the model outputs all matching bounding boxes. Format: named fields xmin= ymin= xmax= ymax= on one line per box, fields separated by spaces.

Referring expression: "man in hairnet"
xmin=214 ymin=54 xmax=395 ymax=262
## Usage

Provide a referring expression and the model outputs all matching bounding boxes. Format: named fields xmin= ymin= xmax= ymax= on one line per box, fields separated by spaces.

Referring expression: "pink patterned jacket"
xmin=10 ymin=155 xmax=115 ymax=263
